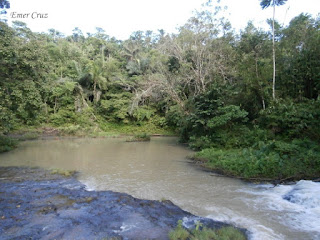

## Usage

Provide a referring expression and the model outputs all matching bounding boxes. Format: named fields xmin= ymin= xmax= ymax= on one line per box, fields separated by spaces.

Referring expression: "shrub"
xmin=126 ymin=133 xmax=151 ymax=142
xmin=50 ymin=169 xmax=76 ymax=177
xmin=14 ymin=132 xmax=39 ymax=141
xmin=258 ymin=98 xmax=320 ymax=141
xmin=194 ymin=139 xmax=320 ymax=180
xmin=59 ymin=124 xmax=82 ymax=135
xmin=169 ymin=220 xmax=190 ymax=240
xmin=49 ymin=109 xmax=77 ymax=126
xmin=169 ymin=220 xmax=247 ymax=240
xmin=0 ymin=135 xmax=18 ymax=153
xmin=188 ymin=125 xmax=272 ymax=150
xmin=216 ymin=227 xmax=247 ymax=240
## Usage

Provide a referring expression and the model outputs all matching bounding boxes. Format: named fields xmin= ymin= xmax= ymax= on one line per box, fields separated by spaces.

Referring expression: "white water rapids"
xmin=230 ymin=180 xmax=320 ymax=239
xmin=0 ymin=137 xmax=319 ymax=239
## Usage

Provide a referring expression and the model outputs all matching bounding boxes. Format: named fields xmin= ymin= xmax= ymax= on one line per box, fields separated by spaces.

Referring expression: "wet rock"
xmin=0 ymin=167 xmax=248 ymax=240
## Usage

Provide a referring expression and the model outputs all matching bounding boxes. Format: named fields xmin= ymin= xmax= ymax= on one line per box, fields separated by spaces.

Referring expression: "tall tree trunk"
xmin=255 ymin=57 xmax=266 ymax=110
xmin=54 ymin=97 xmax=58 ymax=114
xmin=93 ymin=80 xmax=97 ymax=103
xmin=272 ymin=2 xmax=276 ymax=100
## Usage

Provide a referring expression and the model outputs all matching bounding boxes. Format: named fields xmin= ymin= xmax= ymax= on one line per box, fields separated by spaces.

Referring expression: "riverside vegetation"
xmin=0 ymin=1 xmax=319 ymax=181
xmin=169 ymin=220 xmax=246 ymax=240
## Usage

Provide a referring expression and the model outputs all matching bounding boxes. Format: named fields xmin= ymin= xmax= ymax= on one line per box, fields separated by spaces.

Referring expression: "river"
xmin=0 ymin=137 xmax=319 ymax=240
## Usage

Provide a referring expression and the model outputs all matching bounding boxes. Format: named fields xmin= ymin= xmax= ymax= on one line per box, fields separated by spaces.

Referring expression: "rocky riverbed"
xmin=0 ymin=167 xmax=248 ymax=240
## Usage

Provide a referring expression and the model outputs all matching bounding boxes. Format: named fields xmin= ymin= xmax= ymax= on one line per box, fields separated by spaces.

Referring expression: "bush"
xmin=17 ymin=132 xmax=39 ymax=141
xmin=132 ymin=107 xmax=155 ymax=122
xmin=194 ymin=139 xmax=320 ymax=180
xmin=50 ymin=169 xmax=76 ymax=177
xmin=188 ymin=125 xmax=272 ymax=150
xmin=0 ymin=135 xmax=18 ymax=153
xmin=50 ymin=109 xmax=77 ymax=126
xmin=172 ymin=88 xmax=249 ymax=144
xmin=58 ymin=124 xmax=82 ymax=135
xmin=216 ymin=227 xmax=247 ymax=240
xmin=169 ymin=220 xmax=246 ymax=240
xmin=258 ymin=98 xmax=320 ymax=141
xmin=166 ymin=105 xmax=184 ymax=128
xmin=126 ymin=133 xmax=151 ymax=142
xmin=169 ymin=220 xmax=189 ymax=240
xmin=99 ymin=93 xmax=132 ymax=122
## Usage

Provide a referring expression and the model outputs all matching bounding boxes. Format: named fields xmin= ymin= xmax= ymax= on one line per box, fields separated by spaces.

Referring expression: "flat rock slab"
xmin=0 ymin=167 xmax=247 ymax=240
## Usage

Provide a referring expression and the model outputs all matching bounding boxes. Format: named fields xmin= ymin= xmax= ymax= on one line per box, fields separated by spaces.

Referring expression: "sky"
xmin=5 ymin=0 xmax=320 ymax=40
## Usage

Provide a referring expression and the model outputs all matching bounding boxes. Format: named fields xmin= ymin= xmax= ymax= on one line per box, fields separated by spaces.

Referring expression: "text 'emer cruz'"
xmin=10 ymin=12 xmax=48 ymax=19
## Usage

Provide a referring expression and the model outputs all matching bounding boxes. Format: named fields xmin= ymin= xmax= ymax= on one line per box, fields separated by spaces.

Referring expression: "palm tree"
xmin=260 ymin=0 xmax=288 ymax=100
xmin=87 ymin=61 xmax=107 ymax=103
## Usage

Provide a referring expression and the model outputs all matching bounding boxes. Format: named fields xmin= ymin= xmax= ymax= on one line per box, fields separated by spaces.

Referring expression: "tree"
xmin=278 ymin=14 xmax=320 ymax=99
xmin=237 ymin=22 xmax=272 ymax=114
xmin=260 ymin=0 xmax=288 ymax=100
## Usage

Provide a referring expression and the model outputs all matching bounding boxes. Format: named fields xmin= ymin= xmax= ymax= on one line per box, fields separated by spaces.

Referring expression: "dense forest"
xmin=0 ymin=4 xmax=319 ymax=181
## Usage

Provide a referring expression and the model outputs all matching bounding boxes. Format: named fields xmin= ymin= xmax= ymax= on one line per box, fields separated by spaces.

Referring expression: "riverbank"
xmin=0 ymin=167 xmax=248 ymax=240
xmin=191 ymin=141 xmax=320 ymax=184
xmin=0 ymin=124 xmax=175 ymax=153
xmin=6 ymin=122 xmax=176 ymax=139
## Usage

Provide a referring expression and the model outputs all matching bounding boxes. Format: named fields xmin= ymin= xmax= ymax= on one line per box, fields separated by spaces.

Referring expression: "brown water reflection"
xmin=0 ymin=137 xmax=315 ymax=240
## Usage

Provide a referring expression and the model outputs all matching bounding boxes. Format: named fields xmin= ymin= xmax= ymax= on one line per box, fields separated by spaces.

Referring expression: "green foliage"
xmin=190 ymin=227 xmax=217 ymax=240
xmin=50 ymin=169 xmax=76 ymax=177
xmin=206 ymin=105 xmax=248 ymax=129
xmin=278 ymin=14 xmax=320 ymax=99
xmin=5 ymin=81 xmax=42 ymax=125
xmin=178 ymin=87 xmax=249 ymax=148
xmin=126 ymin=133 xmax=151 ymax=142
xmin=58 ymin=124 xmax=82 ymax=135
xmin=98 ymin=120 xmax=174 ymax=136
xmin=168 ymin=220 xmax=190 ymax=240
xmin=169 ymin=220 xmax=246 ymax=240
xmin=0 ymin=135 xmax=18 ymax=153
xmin=259 ymin=99 xmax=320 ymax=140
xmin=195 ymin=139 xmax=320 ymax=180
xmin=150 ymin=115 xmax=167 ymax=128
xmin=0 ymin=93 xmax=18 ymax=132
xmin=50 ymin=109 xmax=77 ymax=126
xmin=99 ymin=93 xmax=132 ymax=122
xmin=1 ymin=13 xmax=319 ymax=184
xmin=166 ymin=105 xmax=184 ymax=128
xmin=189 ymin=125 xmax=273 ymax=150
xmin=181 ymin=88 xmax=248 ymax=141
xmin=132 ymin=107 xmax=155 ymax=122
xmin=216 ymin=227 xmax=247 ymax=240
xmin=15 ymin=132 xmax=39 ymax=141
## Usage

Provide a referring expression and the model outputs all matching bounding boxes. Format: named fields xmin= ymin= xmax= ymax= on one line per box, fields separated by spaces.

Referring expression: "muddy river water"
xmin=0 ymin=137 xmax=319 ymax=239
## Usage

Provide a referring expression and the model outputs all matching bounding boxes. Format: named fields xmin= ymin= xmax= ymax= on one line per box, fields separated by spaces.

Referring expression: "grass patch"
xmin=17 ymin=132 xmax=39 ymax=141
xmin=99 ymin=121 xmax=175 ymax=136
xmin=126 ymin=133 xmax=151 ymax=142
xmin=50 ymin=169 xmax=76 ymax=177
xmin=89 ymin=131 xmax=119 ymax=138
xmin=58 ymin=124 xmax=84 ymax=136
xmin=194 ymin=139 xmax=320 ymax=181
xmin=0 ymin=135 xmax=18 ymax=153
xmin=216 ymin=226 xmax=247 ymax=240
xmin=169 ymin=220 xmax=190 ymax=240
xmin=169 ymin=220 xmax=246 ymax=240
xmin=52 ymin=120 xmax=175 ymax=138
